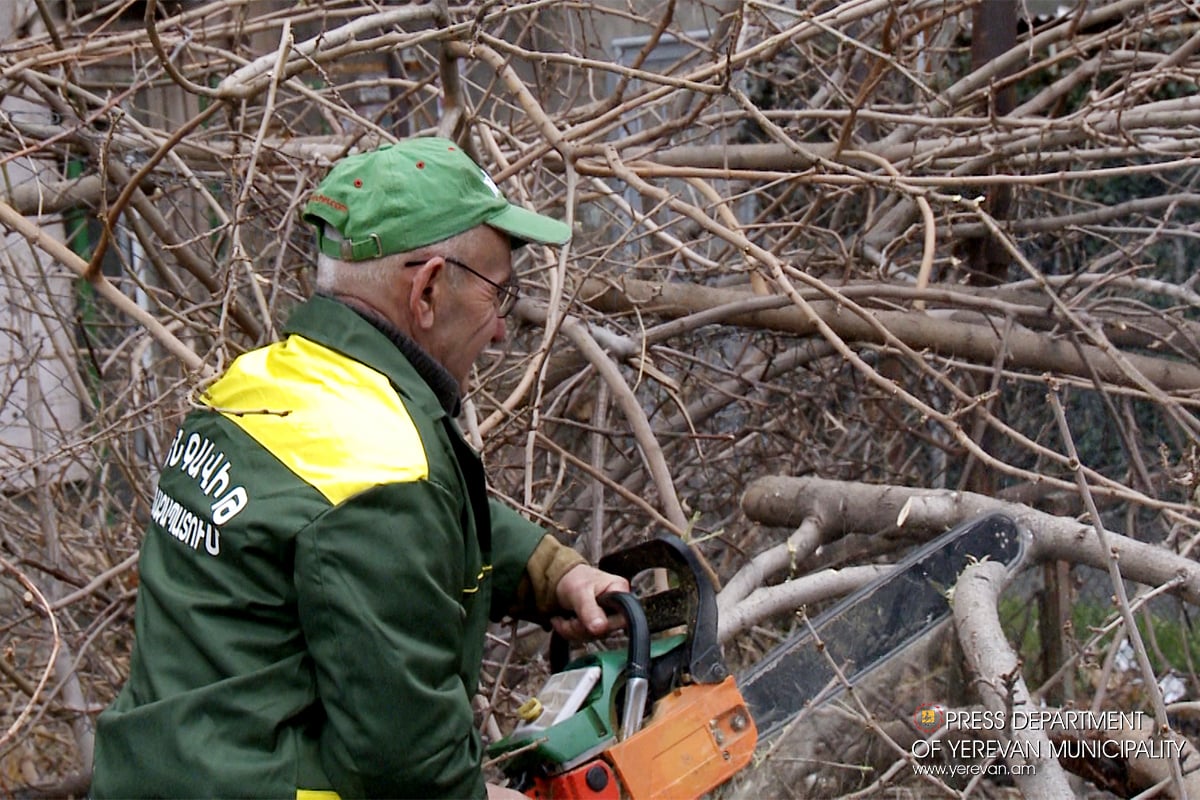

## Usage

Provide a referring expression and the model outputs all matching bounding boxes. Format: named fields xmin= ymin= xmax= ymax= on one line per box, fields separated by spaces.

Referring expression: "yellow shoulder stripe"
xmin=202 ymin=335 xmax=429 ymax=504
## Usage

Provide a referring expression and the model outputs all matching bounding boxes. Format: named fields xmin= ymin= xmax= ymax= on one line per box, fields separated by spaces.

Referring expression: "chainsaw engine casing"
xmin=487 ymin=536 xmax=758 ymax=799
xmin=602 ymin=675 xmax=756 ymax=799
xmin=510 ymin=673 xmax=756 ymax=800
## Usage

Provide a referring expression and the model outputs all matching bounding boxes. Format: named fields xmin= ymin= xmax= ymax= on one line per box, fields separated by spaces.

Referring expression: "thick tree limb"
xmin=1049 ymin=717 xmax=1200 ymax=798
xmin=742 ymin=475 xmax=1200 ymax=606
xmin=1 ymin=174 xmax=108 ymax=215
xmin=717 ymin=564 xmax=888 ymax=643
xmin=953 ymin=560 xmax=1075 ymax=797
xmin=580 ymin=277 xmax=1200 ymax=394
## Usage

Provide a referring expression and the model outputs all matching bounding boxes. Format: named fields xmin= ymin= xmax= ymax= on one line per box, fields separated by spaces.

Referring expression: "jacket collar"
xmin=283 ymin=294 xmax=462 ymax=418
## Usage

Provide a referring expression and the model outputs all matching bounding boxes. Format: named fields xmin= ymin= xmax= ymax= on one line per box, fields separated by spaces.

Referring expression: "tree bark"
xmin=580 ymin=277 xmax=1200 ymax=393
xmin=954 ymin=560 xmax=1075 ymax=797
xmin=742 ymin=475 xmax=1200 ymax=606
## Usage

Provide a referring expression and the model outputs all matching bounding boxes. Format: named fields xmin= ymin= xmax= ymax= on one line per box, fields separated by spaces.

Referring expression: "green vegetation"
xmin=1001 ymin=587 xmax=1197 ymax=702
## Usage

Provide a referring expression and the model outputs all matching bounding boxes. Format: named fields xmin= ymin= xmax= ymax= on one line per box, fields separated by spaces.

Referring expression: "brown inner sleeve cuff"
xmin=525 ymin=535 xmax=587 ymax=614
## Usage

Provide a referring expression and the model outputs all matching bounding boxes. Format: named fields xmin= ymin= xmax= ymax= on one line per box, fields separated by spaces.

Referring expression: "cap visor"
xmin=487 ymin=203 xmax=571 ymax=246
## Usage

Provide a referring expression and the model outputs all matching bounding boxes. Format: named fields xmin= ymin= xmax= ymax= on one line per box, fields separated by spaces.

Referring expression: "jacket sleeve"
xmin=295 ymin=480 xmax=486 ymax=799
xmin=486 ymin=499 xmax=545 ymax=609
xmin=487 ymin=501 xmax=585 ymax=622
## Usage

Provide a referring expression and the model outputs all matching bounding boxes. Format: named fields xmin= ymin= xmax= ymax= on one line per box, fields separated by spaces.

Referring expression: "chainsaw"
xmin=487 ymin=513 xmax=1026 ymax=799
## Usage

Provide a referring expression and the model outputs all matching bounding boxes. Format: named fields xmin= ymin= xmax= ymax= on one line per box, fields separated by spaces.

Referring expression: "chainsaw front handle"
xmin=596 ymin=592 xmax=650 ymax=739
xmin=598 ymin=536 xmax=727 ymax=687
xmin=550 ymin=591 xmax=651 ymax=739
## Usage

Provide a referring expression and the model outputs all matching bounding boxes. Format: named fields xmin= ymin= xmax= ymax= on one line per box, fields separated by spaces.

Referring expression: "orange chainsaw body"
xmin=526 ymin=676 xmax=757 ymax=799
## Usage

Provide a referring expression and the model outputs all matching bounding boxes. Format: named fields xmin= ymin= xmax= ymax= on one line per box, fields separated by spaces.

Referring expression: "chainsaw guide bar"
xmin=737 ymin=513 xmax=1026 ymax=739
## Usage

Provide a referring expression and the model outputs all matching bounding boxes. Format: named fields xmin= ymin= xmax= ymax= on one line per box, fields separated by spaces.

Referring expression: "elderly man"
xmin=92 ymin=138 xmax=628 ymax=799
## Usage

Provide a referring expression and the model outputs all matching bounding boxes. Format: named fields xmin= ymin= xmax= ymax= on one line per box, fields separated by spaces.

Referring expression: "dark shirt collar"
xmin=318 ymin=293 xmax=463 ymax=416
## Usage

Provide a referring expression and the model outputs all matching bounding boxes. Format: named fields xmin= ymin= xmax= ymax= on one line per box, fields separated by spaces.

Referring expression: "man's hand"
xmin=487 ymin=782 xmax=528 ymax=800
xmin=551 ymin=563 xmax=630 ymax=641
xmin=487 ymin=782 xmax=530 ymax=800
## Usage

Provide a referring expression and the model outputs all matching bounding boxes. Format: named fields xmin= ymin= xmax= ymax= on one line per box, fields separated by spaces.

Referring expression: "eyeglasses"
xmin=404 ymin=256 xmax=520 ymax=317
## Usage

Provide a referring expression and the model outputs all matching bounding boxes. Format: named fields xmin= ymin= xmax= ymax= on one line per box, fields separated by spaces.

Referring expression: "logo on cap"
xmin=309 ymin=193 xmax=348 ymax=214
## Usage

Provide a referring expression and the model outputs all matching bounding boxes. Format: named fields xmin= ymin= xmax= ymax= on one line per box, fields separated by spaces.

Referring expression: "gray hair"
xmin=314 ymin=249 xmax=407 ymax=294
xmin=313 ymin=225 xmax=483 ymax=294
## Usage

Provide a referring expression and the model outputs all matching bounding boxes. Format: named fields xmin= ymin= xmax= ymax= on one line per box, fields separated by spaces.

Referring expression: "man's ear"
xmin=407 ymin=258 xmax=442 ymax=331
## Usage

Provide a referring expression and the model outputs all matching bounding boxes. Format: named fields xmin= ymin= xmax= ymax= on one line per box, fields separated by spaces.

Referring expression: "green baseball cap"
xmin=302 ymin=137 xmax=571 ymax=261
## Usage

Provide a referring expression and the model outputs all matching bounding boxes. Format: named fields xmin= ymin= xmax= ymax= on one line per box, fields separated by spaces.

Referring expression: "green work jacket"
xmin=92 ymin=295 xmax=546 ymax=799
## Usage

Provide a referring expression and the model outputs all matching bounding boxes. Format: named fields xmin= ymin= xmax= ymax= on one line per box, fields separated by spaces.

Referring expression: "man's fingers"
xmin=551 ymin=611 xmax=625 ymax=641
xmin=552 ymin=565 xmax=633 ymax=640
xmin=580 ymin=597 xmax=608 ymax=633
xmin=550 ymin=616 xmax=584 ymax=641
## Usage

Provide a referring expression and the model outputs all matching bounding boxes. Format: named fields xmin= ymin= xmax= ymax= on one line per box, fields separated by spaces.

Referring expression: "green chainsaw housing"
xmin=487 ymin=635 xmax=686 ymax=773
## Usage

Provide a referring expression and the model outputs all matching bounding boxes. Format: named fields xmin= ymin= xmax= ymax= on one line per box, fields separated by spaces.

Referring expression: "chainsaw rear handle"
xmin=511 ymin=544 xmax=758 ymax=800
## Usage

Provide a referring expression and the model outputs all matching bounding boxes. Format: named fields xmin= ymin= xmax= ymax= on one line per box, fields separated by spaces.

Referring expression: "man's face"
xmin=416 ymin=226 xmax=514 ymax=389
